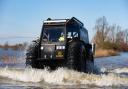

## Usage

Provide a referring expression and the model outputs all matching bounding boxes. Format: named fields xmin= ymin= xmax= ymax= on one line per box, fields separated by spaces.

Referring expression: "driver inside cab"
xmin=59 ymin=33 xmax=64 ymax=42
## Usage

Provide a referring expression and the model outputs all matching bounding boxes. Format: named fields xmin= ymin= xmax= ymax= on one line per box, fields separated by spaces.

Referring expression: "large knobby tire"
xmin=26 ymin=41 xmax=38 ymax=68
xmin=67 ymin=41 xmax=86 ymax=72
xmin=85 ymin=53 xmax=94 ymax=73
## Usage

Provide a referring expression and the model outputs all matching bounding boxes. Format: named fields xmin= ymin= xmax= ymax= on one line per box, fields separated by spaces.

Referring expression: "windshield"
xmin=42 ymin=27 xmax=64 ymax=42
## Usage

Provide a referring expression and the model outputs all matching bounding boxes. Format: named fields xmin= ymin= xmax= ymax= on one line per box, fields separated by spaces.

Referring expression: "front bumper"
xmin=41 ymin=44 xmax=65 ymax=59
xmin=34 ymin=58 xmax=66 ymax=69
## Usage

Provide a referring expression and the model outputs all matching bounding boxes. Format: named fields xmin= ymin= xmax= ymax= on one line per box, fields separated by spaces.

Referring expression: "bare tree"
xmin=107 ymin=24 xmax=117 ymax=43
xmin=93 ymin=16 xmax=110 ymax=48
xmin=124 ymin=29 xmax=128 ymax=44
xmin=93 ymin=16 xmax=128 ymax=51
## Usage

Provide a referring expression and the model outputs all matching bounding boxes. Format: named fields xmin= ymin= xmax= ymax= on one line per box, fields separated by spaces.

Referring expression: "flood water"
xmin=0 ymin=48 xmax=128 ymax=89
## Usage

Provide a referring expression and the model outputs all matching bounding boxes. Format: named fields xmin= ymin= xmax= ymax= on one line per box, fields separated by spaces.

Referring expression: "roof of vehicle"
xmin=43 ymin=17 xmax=84 ymax=27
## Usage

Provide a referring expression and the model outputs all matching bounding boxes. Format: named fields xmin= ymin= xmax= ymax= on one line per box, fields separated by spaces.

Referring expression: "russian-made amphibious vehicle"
xmin=26 ymin=17 xmax=95 ymax=72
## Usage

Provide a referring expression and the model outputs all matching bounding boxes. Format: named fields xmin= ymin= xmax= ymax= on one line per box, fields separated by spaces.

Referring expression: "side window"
xmin=67 ymin=32 xmax=78 ymax=38
xmin=80 ymin=28 xmax=84 ymax=41
xmin=73 ymin=32 xmax=78 ymax=37
xmin=67 ymin=32 xmax=72 ymax=38
xmin=80 ymin=28 xmax=89 ymax=43
xmin=84 ymin=30 xmax=89 ymax=43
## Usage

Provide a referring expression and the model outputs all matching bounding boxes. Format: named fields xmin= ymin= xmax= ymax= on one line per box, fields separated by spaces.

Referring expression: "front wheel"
xmin=67 ymin=41 xmax=86 ymax=72
xmin=25 ymin=40 xmax=38 ymax=68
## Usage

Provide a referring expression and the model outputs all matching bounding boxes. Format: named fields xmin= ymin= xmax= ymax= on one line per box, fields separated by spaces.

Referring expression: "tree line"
xmin=0 ymin=42 xmax=28 ymax=50
xmin=93 ymin=16 xmax=128 ymax=51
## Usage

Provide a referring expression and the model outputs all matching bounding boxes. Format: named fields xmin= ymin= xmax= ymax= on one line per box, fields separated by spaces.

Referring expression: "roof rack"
xmin=43 ymin=17 xmax=84 ymax=26
xmin=44 ymin=20 xmax=67 ymax=23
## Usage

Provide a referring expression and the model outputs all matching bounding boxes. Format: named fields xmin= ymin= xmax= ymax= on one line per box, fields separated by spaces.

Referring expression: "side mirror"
xmin=91 ymin=43 xmax=95 ymax=55
xmin=32 ymin=37 xmax=40 ymax=43
xmin=32 ymin=40 xmax=37 ymax=43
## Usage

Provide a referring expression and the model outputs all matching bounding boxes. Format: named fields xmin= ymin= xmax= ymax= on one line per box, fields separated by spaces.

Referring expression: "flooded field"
xmin=0 ymin=48 xmax=128 ymax=89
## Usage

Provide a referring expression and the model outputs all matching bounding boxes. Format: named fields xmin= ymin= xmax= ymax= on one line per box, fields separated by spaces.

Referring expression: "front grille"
xmin=41 ymin=45 xmax=55 ymax=59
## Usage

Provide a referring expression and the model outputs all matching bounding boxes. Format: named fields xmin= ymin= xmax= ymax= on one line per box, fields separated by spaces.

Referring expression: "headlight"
xmin=41 ymin=46 xmax=44 ymax=50
xmin=56 ymin=46 xmax=65 ymax=49
xmin=62 ymin=46 xmax=65 ymax=49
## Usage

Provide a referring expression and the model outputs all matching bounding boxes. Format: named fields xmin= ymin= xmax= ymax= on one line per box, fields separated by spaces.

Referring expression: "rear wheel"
xmin=85 ymin=54 xmax=94 ymax=73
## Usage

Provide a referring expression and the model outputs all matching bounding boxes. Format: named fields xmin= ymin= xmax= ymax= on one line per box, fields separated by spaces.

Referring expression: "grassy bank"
xmin=94 ymin=49 xmax=119 ymax=58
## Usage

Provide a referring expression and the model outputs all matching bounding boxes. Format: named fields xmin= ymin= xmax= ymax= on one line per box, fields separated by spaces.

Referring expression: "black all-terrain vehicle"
xmin=26 ymin=17 xmax=95 ymax=73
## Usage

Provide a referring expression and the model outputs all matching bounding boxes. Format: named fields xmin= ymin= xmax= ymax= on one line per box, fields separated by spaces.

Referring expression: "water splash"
xmin=113 ymin=68 xmax=128 ymax=73
xmin=0 ymin=67 xmax=128 ymax=87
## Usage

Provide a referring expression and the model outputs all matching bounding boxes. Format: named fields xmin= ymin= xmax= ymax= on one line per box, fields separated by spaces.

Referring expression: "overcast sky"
xmin=0 ymin=0 xmax=128 ymax=44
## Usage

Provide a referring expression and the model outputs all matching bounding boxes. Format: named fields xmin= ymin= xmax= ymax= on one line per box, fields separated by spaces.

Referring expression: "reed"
xmin=95 ymin=49 xmax=119 ymax=58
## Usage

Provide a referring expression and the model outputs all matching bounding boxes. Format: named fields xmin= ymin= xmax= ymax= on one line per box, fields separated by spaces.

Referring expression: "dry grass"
xmin=94 ymin=49 xmax=119 ymax=58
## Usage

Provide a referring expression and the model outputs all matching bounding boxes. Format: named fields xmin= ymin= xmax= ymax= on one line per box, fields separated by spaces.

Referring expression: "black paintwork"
xmin=37 ymin=17 xmax=89 ymax=59
xmin=26 ymin=17 xmax=94 ymax=70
